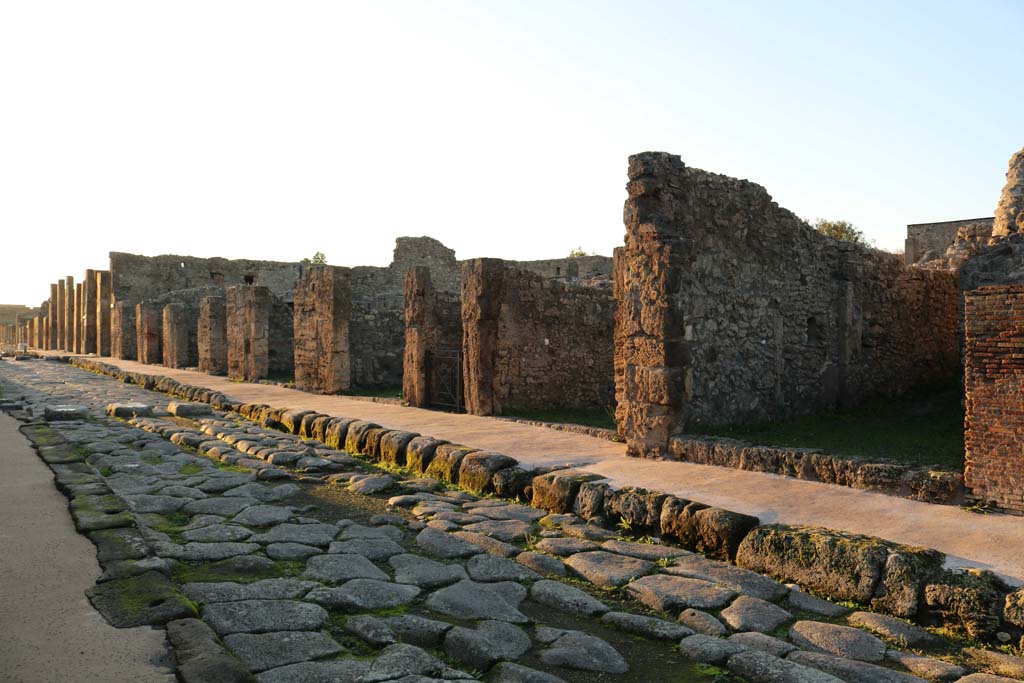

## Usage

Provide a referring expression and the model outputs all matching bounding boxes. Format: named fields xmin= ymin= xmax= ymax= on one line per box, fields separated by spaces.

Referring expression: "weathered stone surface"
xmin=538 ymin=629 xmax=628 ymax=674
xmin=305 ymin=579 xmax=420 ymax=612
xmin=728 ymin=650 xmax=845 ymax=683
xmin=600 ymin=611 xmax=693 ymax=640
xmin=786 ymin=587 xmax=850 ymax=617
xmin=444 ymin=620 xmax=531 ymax=670
xmin=168 ymin=401 xmax=212 ymax=417
xmin=202 ymin=600 xmax=328 ymax=635
xmin=729 ymin=632 xmax=797 ymax=658
xmin=384 ymin=615 xmax=453 ymax=649
xmin=86 ymin=570 xmax=195 ymax=627
xmin=789 ymin=621 xmax=887 ymax=663
xmin=848 ymin=611 xmax=937 ymax=647
xmin=390 ymin=553 xmax=468 ymax=588
xmin=678 ymin=608 xmax=727 ymax=636
xmin=787 ymin=651 xmax=927 ymax=683
xmin=564 ymin=551 xmax=653 ymax=588
xmin=963 ymin=648 xmax=1024 ymax=679
xmin=535 ymin=537 xmax=597 ymax=556
xmin=360 ymin=643 xmax=467 ymax=683
xmin=924 ymin=569 xmax=1008 ymax=640
xmin=885 ymin=650 xmax=966 ymax=682
xmin=458 ymin=451 xmax=518 ymax=494
xmin=415 ymin=527 xmax=482 ymax=559
xmin=303 ymin=553 xmax=388 ymax=583
xmin=490 ymin=662 xmax=567 ymax=683
xmin=679 ymin=634 xmax=747 ymax=664
xmin=233 ymin=505 xmax=293 ymax=526
xmin=665 ymin=554 xmax=788 ymax=602
xmin=254 ymin=660 xmax=369 ymax=683
xmin=516 ymin=551 xmax=567 ymax=577
xmin=600 ymin=539 xmax=691 ymax=561
xmin=993 ymin=146 xmax=1024 ymax=237
xmin=530 ymin=579 xmax=609 ymax=616
xmin=627 ymin=574 xmax=737 ymax=612
xmin=720 ymin=596 xmax=793 ymax=632
xmin=465 ymin=554 xmax=540 ymax=583
xmin=328 ymin=538 xmax=404 ymax=561
xmin=425 ymin=579 xmax=529 ymax=623
xmin=183 ymin=579 xmax=318 ymax=604
xmin=223 ymin=631 xmax=341 ymax=673
xmin=293 ymin=266 xmax=351 ymax=395
xmin=531 ymin=470 xmax=604 ymax=514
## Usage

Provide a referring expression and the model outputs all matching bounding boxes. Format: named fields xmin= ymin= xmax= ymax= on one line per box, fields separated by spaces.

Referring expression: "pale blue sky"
xmin=1 ymin=1 xmax=1021 ymax=305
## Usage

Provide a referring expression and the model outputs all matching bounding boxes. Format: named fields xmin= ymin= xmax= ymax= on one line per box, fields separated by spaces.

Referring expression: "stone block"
xmin=162 ymin=303 xmax=189 ymax=369
xmin=294 ymin=265 xmax=351 ymax=394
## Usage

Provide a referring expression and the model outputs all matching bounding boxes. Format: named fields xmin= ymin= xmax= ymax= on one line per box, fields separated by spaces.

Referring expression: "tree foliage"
xmin=301 ymin=251 xmax=328 ymax=265
xmin=813 ymin=218 xmax=871 ymax=246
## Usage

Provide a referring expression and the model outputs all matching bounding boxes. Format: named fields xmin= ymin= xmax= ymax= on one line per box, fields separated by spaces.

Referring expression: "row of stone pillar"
xmin=19 ymin=270 xmax=113 ymax=356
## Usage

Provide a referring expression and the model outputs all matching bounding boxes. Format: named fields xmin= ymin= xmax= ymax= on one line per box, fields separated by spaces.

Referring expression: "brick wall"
xmin=402 ymin=266 xmax=462 ymax=408
xmin=964 ymin=284 xmax=1024 ymax=513
xmin=198 ymin=296 xmax=227 ymax=375
xmin=294 ymin=266 xmax=351 ymax=394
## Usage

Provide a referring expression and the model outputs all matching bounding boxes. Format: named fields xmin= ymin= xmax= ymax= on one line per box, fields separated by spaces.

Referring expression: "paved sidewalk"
xmin=0 ymin=413 xmax=175 ymax=683
xmin=31 ymin=355 xmax=1024 ymax=584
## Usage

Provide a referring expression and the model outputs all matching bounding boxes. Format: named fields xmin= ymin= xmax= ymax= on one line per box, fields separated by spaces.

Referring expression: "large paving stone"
xmin=535 ymin=537 xmax=597 ymax=556
xmin=678 ymin=608 xmax=728 ymax=636
xmin=787 ymin=587 xmax=850 ymax=617
xmin=425 ymin=579 xmax=529 ymax=623
xmin=600 ymin=611 xmax=693 ymax=640
xmin=250 ymin=523 xmax=339 ymax=547
xmin=530 ymin=579 xmax=609 ymax=616
xmin=885 ymin=650 xmax=966 ymax=682
xmin=339 ymin=523 xmax=405 ymax=543
xmin=360 ymin=643 xmax=469 ymax=682
xmin=233 ymin=505 xmax=294 ymax=526
xmin=470 ymin=502 xmax=546 ymax=522
xmin=679 ymin=634 xmax=748 ymax=664
xmin=266 ymin=543 xmax=321 ymax=561
xmin=963 ymin=648 xmax=1024 ymax=680
xmin=254 ymin=659 xmax=370 ymax=683
xmin=86 ymin=570 xmax=195 ymax=627
xmin=665 ymin=554 xmax=789 ymax=602
xmin=384 ymin=615 xmax=454 ymax=649
xmin=789 ymin=621 xmax=887 ymax=663
xmin=720 ymin=596 xmax=793 ymax=632
xmin=564 ymin=551 xmax=653 ymax=588
xmin=328 ymin=538 xmax=404 ymax=561
xmin=181 ymin=524 xmax=254 ymax=543
xmin=516 ymin=551 xmax=567 ymax=577
xmin=728 ymin=650 xmax=845 ymax=683
xmin=415 ymin=528 xmax=482 ymax=559
xmin=184 ymin=579 xmax=319 ymax=603
xmin=223 ymin=631 xmax=341 ymax=673
xmin=848 ymin=611 xmax=938 ymax=647
xmin=788 ymin=650 xmax=928 ymax=683
xmin=539 ymin=629 xmax=629 ymax=674
xmin=491 ymin=662 xmax=567 ymax=683
xmin=161 ymin=542 xmax=260 ymax=562
xmin=444 ymin=620 xmax=532 ymax=669
xmin=303 ymin=554 xmax=389 ymax=583
xmin=452 ymin=530 xmax=518 ymax=557
xmin=601 ymin=539 xmax=692 ymax=561
xmin=627 ymin=574 xmax=738 ymax=612
xmin=466 ymin=554 xmax=540 ymax=582
xmin=342 ymin=614 xmax=395 ymax=648
xmin=730 ymin=632 xmax=797 ymax=658
xmin=202 ymin=599 xmax=328 ymax=635
xmin=183 ymin=496 xmax=260 ymax=516
xmin=954 ymin=675 xmax=1024 ymax=683
xmin=461 ymin=519 xmax=533 ymax=542
xmin=304 ymin=579 xmax=420 ymax=612
xmin=390 ymin=553 xmax=468 ymax=588
xmin=124 ymin=494 xmax=186 ymax=514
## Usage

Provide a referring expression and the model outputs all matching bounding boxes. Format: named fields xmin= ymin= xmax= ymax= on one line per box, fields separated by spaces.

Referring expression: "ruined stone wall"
xmin=198 ymin=296 xmax=227 ymax=375
xmin=135 ymin=302 xmax=162 ymax=364
xmin=993 ymin=147 xmax=1024 ymax=238
xmin=905 ymin=218 xmax=993 ymax=265
xmin=963 ymin=285 xmax=1024 ymax=514
xmin=147 ymin=286 xmax=223 ymax=368
xmin=294 ymin=266 xmax=351 ymax=394
xmin=402 ymin=266 xmax=463 ymax=407
xmin=111 ymin=301 xmax=137 ymax=360
xmin=508 ymin=255 xmax=614 ymax=281
xmin=96 ymin=271 xmax=111 ymax=356
xmin=616 ymin=152 xmax=961 ymax=458
xmin=226 ymin=286 xmax=294 ymax=381
xmin=462 ymin=258 xmax=615 ymax=416
xmin=162 ymin=303 xmax=189 ymax=368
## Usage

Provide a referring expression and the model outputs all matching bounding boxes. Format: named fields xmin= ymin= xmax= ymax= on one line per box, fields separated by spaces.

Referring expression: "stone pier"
xmin=135 ymin=302 xmax=162 ymax=364
xmin=198 ymin=296 xmax=227 ymax=375
xmin=48 ymin=283 xmax=59 ymax=349
xmin=56 ymin=280 xmax=66 ymax=351
xmin=64 ymin=276 xmax=74 ymax=351
xmin=96 ymin=270 xmax=111 ymax=356
xmin=162 ymin=303 xmax=188 ymax=369
xmin=73 ymin=283 xmax=82 ymax=354
xmin=293 ymin=265 xmax=351 ymax=394
xmin=81 ymin=269 xmax=97 ymax=355
xmin=226 ymin=285 xmax=293 ymax=382
xmin=111 ymin=302 xmax=137 ymax=360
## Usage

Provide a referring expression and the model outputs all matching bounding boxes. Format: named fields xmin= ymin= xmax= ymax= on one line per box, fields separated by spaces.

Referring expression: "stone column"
xmin=162 ymin=303 xmax=188 ymax=368
xmin=294 ymin=265 xmax=351 ymax=394
xmin=82 ymin=269 xmax=97 ymax=354
xmin=63 ymin=276 xmax=74 ymax=351
xmin=227 ymin=285 xmax=270 ymax=381
xmin=198 ymin=296 xmax=228 ymax=375
xmin=73 ymin=283 xmax=82 ymax=354
xmin=460 ymin=258 xmax=505 ymax=416
xmin=96 ymin=271 xmax=111 ymax=356
xmin=111 ymin=301 xmax=137 ymax=360
xmin=48 ymin=284 xmax=59 ymax=349
xmin=56 ymin=281 xmax=66 ymax=350
xmin=136 ymin=302 xmax=162 ymax=364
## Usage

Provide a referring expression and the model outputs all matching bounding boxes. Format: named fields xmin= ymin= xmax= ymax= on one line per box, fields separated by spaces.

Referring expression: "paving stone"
xmin=124 ymin=494 xmax=186 ymax=514
xmin=183 ymin=496 xmax=260 ymax=516
xmin=305 ymin=579 xmax=420 ymax=611
xmin=343 ymin=614 xmax=396 ymax=647
xmin=491 ymin=662 xmax=568 ymax=683
xmin=600 ymin=539 xmax=692 ymax=561
xmin=426 ymin=519 xmax=458 ymax=532
xmin=303 ymin=554 xmax=389 ymax=583
xmin=680 ymin=634 xmax=749 ymax=665
xmin=452 ymin=530 xmax=518 ymax=557
xmin=339 ymin=523 xmax=405 ymax=543
xmin=255 ymin=659 xmax=370 ymax=683
xmin=786 ymin=586 xmax=851 ymax=618
xmin=223 ymin=482 xmax=300 ymax=503
xmin=266 ymin=542 xmax=322 ymax=561
xmin=564 ymin=550 xmax=653 ymax=588
xmin=516 ymin=551 xmax=567 ymax=577
xmin=953 ymin=675 xmax=1024 ymax=683
xmin=360 ymin=643 xmax=467 ymax=682
xmin=627 ymin=574 xmax=738 ymax=612
xmin=159 ymin=485 xmax=209 ymax=499
xmin=788 ymin=650 xmax=928 ymax=683
xmin=471 ymin=503 xmax=547 ymax=522
xmin=461 ymin=519 xmax=533 ymax=542
xmin=384 ymin=615 xmax=454 ymax=648
xmin=184 ymin=579 xmax=320 ymax=604
xmin=678 ymin=607 xmax=728 ymax=636
xmin=885 ymin=650 xmax=966 ymax=681
xmin=202 ymin=599 xmax=328 ymax=635
xmin=729 ymin=632 xmax=798 ymax=658
xmin=348 ymin=474 xmax=395 ymax=494
xmin=198 ymin=474 xmax=255 ymax=494
xmin=181 ymin=524 xmax=254 ymax=543
xmin=425 ymin=579 xmax=529 ymax=623
xmin=168 ymin=401 xmax=213 ymax=417
xmin=600 ymin=611 xmax=693 ymax=640
xmin=162 ymin=541 xmax=261 ymax=562
xmin=86 ymin=569 xmax=195 ymax=627
xmin=666 ymin=554 xmax=789 ymax=602
xmin=106 ymin=402 xmax=154 ymax=418
xmin=250 ymin=523 xmax=339 ymax=547
xmin=444 ymin=620 xmax=532 ymax=670
xmin=728 ymin=650 xmax=845 ymax=683
xmin=535 ymin=537 xmax=597 ymax=556
xmin=464 ymin=553 xmax=540 ymax=582
xmin=539 ymin=630 xmax=629 ymax=674
xmin=789 ymin=620 xmax=887 ymax=663
xmin=721 ymin=595 xmax=794 ymax=632
xmin=44 ymin=404 xmax=88 ymax=421
xmin=324 ymin=534 xmax=403 ymax=559
xmin=849 ymin=611 xmax=938 ymax=648
xmin=390 ymin=553 xmax=468 ymax=588
xmin=530 ymin=579 xmax=609 ymax=616
xmin=223 ymin=631 xmax=341 ymax=673
xmin=963 ymin=648 xmax=1024 ymax=680
xmin=415 ymin=528 xmax=483 ymax=559
xmin=233 ymin=505 xmax=294 ymax=526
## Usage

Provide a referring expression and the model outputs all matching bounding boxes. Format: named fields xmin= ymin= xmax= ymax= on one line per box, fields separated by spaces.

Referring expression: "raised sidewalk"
xmin=39 ymin=354 xmax=1024 ymax=584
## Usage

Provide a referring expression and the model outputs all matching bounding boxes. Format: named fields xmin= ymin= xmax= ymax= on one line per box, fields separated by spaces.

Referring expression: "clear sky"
xmin=1 ymin=1 xmax=1021 ymax=306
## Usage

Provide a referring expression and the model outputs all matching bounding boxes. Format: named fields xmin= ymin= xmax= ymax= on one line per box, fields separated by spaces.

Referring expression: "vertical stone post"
xmin=294 ymin=265 xmax=351 ymax=394
xmin=96 ymin=270 xmax=111 ymax=356
xmin=56 ymin=280 xmax=66 ymax=350
xmin=460 ymin=258 xmax=505 ymax=416
xmin=135 ymin=302 xmax=162 ymax=364
xmin=63 ymin=276 xmax=74 ymax=351
xmin=111 ymin=301 xmax=137 ymax=360
xmin=162 ymin=303 xmax=188 ymax=368
xmin=73 ymin=283 xmax=82 ymax=354
xmin=198 ymin=296 xmax=228 ymax=375
xmin=227 ymin=285 xmax=271 ymax=381
xmin=48 ymin=284 xmax=59 ymax=349
xmin=82 ymin=269 xmax=97 ymax=354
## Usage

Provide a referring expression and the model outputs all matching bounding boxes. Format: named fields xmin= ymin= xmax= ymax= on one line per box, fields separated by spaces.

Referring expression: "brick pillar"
xmin=198 ymin=296 xmax=228 ymax=375
xmin=82 ymin=269 xmax=97 ymax=354
xmin=111 ymin=301 xmax=137 ymax=360
xmin=64 ymin=276 xmax=74 ymax=351
xmin=48 ymin=284 xmax=59 ymax=349
xmin=136 ymin=302 xmax=162 ymax=364
xmin=227 ymin=285 xmax=270 ymax=381
xmin=294 ymin=265 xmax=351 ymax=394
xmin=162 ymin=303 xmax=188 ymax=368
xmin=73 ymin=283 xmax=82 ymax=354
xmin=96 ymin=270 xmax=111 ymax=356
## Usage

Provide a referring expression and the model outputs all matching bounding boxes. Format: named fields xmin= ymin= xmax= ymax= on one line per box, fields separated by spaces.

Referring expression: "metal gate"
xmin=426 ymin=348 xmax=463 ymax=412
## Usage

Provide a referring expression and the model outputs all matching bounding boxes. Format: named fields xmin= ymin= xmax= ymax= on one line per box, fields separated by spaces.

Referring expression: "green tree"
xmin=301 ymin=251 xmax=328 ymax=265
xmin=813 ymin=218 xmax=871 ymax=246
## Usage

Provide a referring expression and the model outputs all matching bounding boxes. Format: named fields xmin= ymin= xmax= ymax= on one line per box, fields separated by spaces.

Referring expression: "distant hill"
xmin=0 ymin=304 xmax=41 ymax=325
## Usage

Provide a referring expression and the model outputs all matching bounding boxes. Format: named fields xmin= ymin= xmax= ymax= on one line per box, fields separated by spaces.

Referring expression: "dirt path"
xmin=46 ymin=356 xmax=1024 ymax=584
xmin=0 ymin=413 xmax=175 ymax=683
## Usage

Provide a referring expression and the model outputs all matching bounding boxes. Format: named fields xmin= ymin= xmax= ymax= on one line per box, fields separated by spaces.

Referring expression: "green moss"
xmin=178 ymin=462 xmax=204 ymax=475
xmin=171 ymin=559 xmax=304 ymax=584
xmin=213 ymin=461 xmax=250 ymax=473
